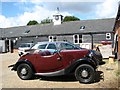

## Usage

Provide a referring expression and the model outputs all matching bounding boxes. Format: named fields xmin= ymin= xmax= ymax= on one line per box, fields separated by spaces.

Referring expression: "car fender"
xmin=12 ymin=59 xmax=36 ymax=73
xmin=64 ymin=57 xmax=97 ymax=74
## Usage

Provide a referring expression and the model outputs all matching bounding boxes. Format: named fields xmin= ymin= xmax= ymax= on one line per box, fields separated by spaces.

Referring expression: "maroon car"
xmin=9 ymin=41 xmax=105 ymax=84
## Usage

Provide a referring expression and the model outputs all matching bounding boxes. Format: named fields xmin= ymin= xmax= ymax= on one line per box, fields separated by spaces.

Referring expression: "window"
xmin=79 ymin=35 xmax=82 ymax=43
xmin=24 ymin=30 xmax=30 ymax=34
xmin=74 ymin=35 xmax=78 ymax=43
xmin=49 ymin=36 xmax=57 ymax=42
xmin=47 ymin=44 xmax=57 ymax=49
xmin=50 ymin=36 xmax=52 ymax=39
xmin=80 ymin=26 xmax=85 ymax=30
xmin=60 ymin=43 xmax=74 ymax=50
xmin=106 ymin=33 xmax=111 ymax=40
xmin=63 ymin=37 xmax=67 ymax=42
xmin=38 ymin=44 xmax=47 ymax=49
xmin=53 ymin=36 xmax=57 ymax=41
xmin=73 ymin=34 xmax=82 ymax=44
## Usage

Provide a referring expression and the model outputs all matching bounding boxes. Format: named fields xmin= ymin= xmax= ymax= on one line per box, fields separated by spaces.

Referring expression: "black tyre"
xmin=17 ymin=63 xmax=34 ymax=80
xmin=75 ymin=64 xmax=95 ymax=84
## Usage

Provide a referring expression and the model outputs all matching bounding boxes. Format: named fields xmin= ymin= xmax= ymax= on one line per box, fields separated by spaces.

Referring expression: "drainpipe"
xmin=90 ymin=34 xmax=94 ymax=49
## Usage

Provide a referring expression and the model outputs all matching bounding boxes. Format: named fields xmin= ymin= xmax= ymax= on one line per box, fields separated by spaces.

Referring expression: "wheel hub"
xmin=81 ymin=70 xmax=88 ymax=78
xmin=21 ymin=68 xmax=27 ymax=75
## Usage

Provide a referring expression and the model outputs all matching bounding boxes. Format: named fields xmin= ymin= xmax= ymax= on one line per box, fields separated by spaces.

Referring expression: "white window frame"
xmin=73 ymin=34 xmax=82 ymax=44
xmin=49 ymin=36 xmax=57 ymax=42
xmin=106 ymin=33 xmax=111 ymax=40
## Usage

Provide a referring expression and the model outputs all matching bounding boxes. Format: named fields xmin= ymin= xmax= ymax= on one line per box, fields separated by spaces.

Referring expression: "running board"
xmin=35 ymin=69 xmax=65 ymax=76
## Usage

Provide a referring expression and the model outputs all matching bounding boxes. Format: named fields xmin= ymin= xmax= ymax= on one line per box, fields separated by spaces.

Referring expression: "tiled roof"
xmin=0 ymin=18 xmax=116 ymax=38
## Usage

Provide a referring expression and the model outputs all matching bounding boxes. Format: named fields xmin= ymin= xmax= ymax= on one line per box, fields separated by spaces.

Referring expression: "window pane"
xmin=75 ymin=40 xmax=78 ymax=43
xmin=38 ymin=44 xmax=47 ymax=49
xmin=47 ymin=44 xmax=56 ymax=49
xmin=60 ymin=43 xmax=74 ymax=50
xmin=74 ymin=35 xmax=78 ymax=39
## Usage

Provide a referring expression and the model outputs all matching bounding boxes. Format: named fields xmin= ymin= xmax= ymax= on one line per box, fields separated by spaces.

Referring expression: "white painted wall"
xmin=0 ymin=40 xmax=6 ymax=53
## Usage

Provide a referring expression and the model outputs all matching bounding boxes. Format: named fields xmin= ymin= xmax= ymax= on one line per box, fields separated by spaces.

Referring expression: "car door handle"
xmin=57 ymin=57 xmax=62 ymax=61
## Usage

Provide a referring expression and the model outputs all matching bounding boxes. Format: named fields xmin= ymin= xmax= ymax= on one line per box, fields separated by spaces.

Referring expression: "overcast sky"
xmin=0 ymin=0 xmax=119 ymax=28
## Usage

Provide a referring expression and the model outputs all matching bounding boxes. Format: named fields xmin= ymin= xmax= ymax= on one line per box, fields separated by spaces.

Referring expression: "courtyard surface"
xmin=0 ymin=52 xmax=120 ymax=89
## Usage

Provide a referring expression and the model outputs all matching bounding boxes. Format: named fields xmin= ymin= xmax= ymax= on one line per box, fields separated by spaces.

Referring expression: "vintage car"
xmin=9 ymin=41 xmax=105 ymax=84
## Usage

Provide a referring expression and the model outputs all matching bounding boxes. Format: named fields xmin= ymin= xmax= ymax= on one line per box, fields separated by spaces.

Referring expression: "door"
xmin=58 ymin=42 xmax=80 ymax=68
xmin=35 ymin=53 xmax=63 ymax=73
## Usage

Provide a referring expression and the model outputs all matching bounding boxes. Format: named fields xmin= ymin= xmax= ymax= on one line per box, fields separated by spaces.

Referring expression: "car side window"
xmin=38 ymin=44 xmax=47 ymax=49
xmin=60 ymin=43 xmax=74 ymax=50
xmin=47 ymin=44 xmax=57 ymax=49
xmin=19 ymin=44 xmax=30 ymax=48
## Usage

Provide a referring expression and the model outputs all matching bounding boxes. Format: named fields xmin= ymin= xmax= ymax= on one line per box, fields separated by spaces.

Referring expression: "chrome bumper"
xmin=8 ymin=64 xmax=15 ymax=70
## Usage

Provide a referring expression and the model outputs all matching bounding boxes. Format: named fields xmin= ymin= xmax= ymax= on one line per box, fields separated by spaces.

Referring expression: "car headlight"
xmin=88 ymin=51 xmax=93 ymax=58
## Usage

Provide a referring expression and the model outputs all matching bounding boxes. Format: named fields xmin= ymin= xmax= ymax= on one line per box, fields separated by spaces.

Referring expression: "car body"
xmin=18 ymin=43 xmax=34 ymax=56
xmin=9 ymin=41 xmax=105 ymax=84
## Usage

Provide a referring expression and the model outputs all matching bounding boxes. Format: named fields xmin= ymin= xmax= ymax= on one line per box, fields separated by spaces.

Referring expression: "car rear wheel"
xmin=75 ymin=64 xmax=95 ymax=84
xmin=17 ymin=64 xmax=34 ymax=80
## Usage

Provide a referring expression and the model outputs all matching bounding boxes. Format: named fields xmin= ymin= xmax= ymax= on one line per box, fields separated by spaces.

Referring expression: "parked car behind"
xmin=32 ymin=41 xmax=80 ymax=51
xmin=19 ymin=41 xmax=81 ymax=56
xmin=9 ymin=41 xmax=105 ymax=84
xmin=18 ymin=43 xmax=34 ymax=56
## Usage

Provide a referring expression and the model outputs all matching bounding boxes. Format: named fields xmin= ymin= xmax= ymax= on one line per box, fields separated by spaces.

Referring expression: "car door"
xmin=35 ymin=53 xmax=63 ymax=73
xmin=58 ymin=42 xmax=86 ymax=68
xmin=35 ymin=44 xmax=63 ymax=73
xmin=58 ymin=43 xmax=76 ymax=67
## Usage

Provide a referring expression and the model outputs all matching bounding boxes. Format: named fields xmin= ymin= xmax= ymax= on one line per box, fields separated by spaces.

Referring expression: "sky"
xmin=0 ymin=0 xmax=119 ymax=28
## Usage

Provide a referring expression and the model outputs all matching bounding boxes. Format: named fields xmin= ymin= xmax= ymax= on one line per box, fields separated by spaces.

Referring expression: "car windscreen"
xmin=59 ymin=42 xmax=82 ymax=50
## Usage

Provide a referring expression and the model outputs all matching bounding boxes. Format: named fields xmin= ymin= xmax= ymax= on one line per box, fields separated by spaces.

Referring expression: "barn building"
xmin=0 ymin=10 xmax=116 ymax=59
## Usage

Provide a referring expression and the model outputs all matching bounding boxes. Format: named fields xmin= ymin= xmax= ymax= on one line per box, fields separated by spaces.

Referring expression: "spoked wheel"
xmin=17 ymin=64 xmax=34 ymax=80
xmin=75 ymin=64 xmax=95 ymax=84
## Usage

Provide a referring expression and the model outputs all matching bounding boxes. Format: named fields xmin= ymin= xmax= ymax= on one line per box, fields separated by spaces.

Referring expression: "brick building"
xmin=114 ymin=3 xmax=120 ymax=60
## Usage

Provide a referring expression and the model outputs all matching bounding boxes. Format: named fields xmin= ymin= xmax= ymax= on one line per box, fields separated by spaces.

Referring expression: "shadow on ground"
xmin=94 ymin=71 xmax=104 ymax=83
xmin=34 ymin=71 xmax=104 ymax=83
xmin=39 ymin=74 xmax=77 ymax=82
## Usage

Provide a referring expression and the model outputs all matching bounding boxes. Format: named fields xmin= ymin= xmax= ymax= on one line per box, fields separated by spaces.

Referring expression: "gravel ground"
xmin=0 ymin=52 xmax=119 ymax=89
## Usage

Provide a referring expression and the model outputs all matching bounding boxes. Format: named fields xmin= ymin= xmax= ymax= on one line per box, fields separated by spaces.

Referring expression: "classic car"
xmin=9 ymin=41 xmax=105 ymax=84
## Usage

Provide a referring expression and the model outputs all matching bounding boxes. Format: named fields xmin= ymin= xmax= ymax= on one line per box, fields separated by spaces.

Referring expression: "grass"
xmin=116 ymin=70 xmax=120 ymax=77
xmin=103 ymin=59 xmax=119 ymax=77
xmin=115 ymin=61 xmax=120 ymax=77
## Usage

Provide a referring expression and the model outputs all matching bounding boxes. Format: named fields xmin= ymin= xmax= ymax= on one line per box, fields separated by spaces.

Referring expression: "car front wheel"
xmin=17 ymin=64 xmax=34 ymax=80
xmin=75 ymin=64 xmax=95 ymax=84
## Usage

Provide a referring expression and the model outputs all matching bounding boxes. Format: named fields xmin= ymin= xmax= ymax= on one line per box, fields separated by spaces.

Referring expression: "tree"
xmin=41 ymin=17 xmax=52 ymax=24
xmin=63 ymin=16 xmax=80 ymax=22
xmin=27 ymin=20 xmax=39 ymax=26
